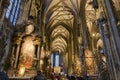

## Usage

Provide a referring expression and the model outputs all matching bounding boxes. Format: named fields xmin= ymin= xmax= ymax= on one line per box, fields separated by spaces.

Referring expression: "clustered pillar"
xmin=14 ymin=42 xmax=21 ymax=68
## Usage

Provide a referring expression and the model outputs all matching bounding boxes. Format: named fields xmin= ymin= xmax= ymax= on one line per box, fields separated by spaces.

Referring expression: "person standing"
xmin=0 ymin=71 xmax=9 ymax=80
xmin=34 ymin=71 xmax=47 ymax=80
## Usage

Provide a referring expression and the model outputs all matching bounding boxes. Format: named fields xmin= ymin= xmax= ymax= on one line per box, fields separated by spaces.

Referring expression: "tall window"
xmin=51 ymin=53 xmax=54 ymax=68
xmin=5 ymin=0 xmax=21 ymax=25
xmin=55 ymin=53 xmax=59 ymax=66
xmin=51 ymin=52 xmax=60 ymax=68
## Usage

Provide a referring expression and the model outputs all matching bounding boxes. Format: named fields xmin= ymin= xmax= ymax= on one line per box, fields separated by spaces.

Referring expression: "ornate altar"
xmin=84 ymin=48 xmax=97 ymax=76
xmin=7 ymin=21 xmax=42 ymax=77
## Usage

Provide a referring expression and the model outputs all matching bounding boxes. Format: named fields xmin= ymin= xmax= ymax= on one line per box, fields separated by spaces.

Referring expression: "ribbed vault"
xmin=44 ymin=0 xmax=74 ymax=54
xmin=43 ymin=0 xmax=104 ymax=54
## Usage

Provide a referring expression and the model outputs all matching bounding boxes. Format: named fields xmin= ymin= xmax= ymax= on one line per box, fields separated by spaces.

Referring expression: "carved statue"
xmin=18 ymin=23 xmax=36 ymax=70
xmin=25 ymin=24 xmax=34 ymax=35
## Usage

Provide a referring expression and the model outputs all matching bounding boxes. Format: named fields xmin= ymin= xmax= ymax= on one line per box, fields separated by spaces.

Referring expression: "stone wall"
xmin=0 ymin=18 xmax=14 ymax=70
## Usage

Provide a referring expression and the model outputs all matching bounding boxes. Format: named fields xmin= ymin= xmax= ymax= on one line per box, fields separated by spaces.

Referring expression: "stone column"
xmin=67 ymin=33 xmax=72 ymax=74
xmin=103 ymin=20 xmax=119 ymax=80
xmin=103 ymin=1 xmax=120 ymax=79
xmin=11 ymin=45 xmax=15 ymax=56
xmin=14 ymin=40 xmax=21 ymax=68
xmin=34 ymin=39 xmax=41 ymax=70
xmin=53 ymin=53 xmax=55 ymax=67
xmin=10 ymin=45 xmax=15 ymax=67
xmin=17 ymin=0 xmax=32 ymax=24
xmin=97 ymin=18 xmax=115 ymax=80
xmin=0 ymin=0 xmax=10 ymax=72
xmin=0 ymin=8 xmax=6 ymax=25
xmin=92 ymin=36 xmax=95 ymax=51
xmin=0 ymin=0 xmax=3 ymax=6
xmin=104 ymin=0 xmax=120 ymax=54
xmin=0 ymin=0 xmax=10 ymax=29
xmin=37 ymin=44 xmax=40 ymax=70
xmin=104 ymin=0 xmax=120 ymax=62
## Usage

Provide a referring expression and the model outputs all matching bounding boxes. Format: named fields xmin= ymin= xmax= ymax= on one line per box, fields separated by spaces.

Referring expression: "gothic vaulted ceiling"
xmin=41 ymin=0 xmax=120 ymax=53
xmin=42 ymin=0 xmax=100 ymax=53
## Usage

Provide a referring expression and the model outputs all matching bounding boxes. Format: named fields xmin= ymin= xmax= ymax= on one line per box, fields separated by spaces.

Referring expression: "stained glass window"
xmin=55 ymin=53 xmax=59 ymax=66
xmin=51 ymin=52 xmax=60 ymax=68
xmin=5 ymin=0 xmax=21 ymax=25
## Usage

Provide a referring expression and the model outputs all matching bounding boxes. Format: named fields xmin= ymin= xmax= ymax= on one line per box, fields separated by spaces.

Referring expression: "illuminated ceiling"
xmin=41 ymin=0 xmax=120 ymax=53
xmin=42 ymin=0 xmax=99 ymax=53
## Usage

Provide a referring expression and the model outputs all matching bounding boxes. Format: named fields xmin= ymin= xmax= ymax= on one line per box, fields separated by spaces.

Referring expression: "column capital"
xmin=16 ymin=39 xmax=22 ymax=45
xmin=33 ymin=39 xmax=41 ymax=45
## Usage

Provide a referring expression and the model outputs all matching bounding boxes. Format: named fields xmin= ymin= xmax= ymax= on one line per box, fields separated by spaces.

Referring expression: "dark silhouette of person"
xmin=34 ymin=71 xmax=47 ymax=80
xmin=70 ymin=75 xmax=76 ymax=80
xmin=76 ymin=76 xmax=84 ymax=80
xmin=0 ymin=71 xmax=9 ymax=80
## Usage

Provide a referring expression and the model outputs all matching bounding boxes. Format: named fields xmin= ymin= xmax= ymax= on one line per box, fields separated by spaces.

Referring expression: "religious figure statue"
xmin=25 ymin=24 xmax=34 ymax=35
xmin=18 ymin=23 xmax=36 ymax=70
